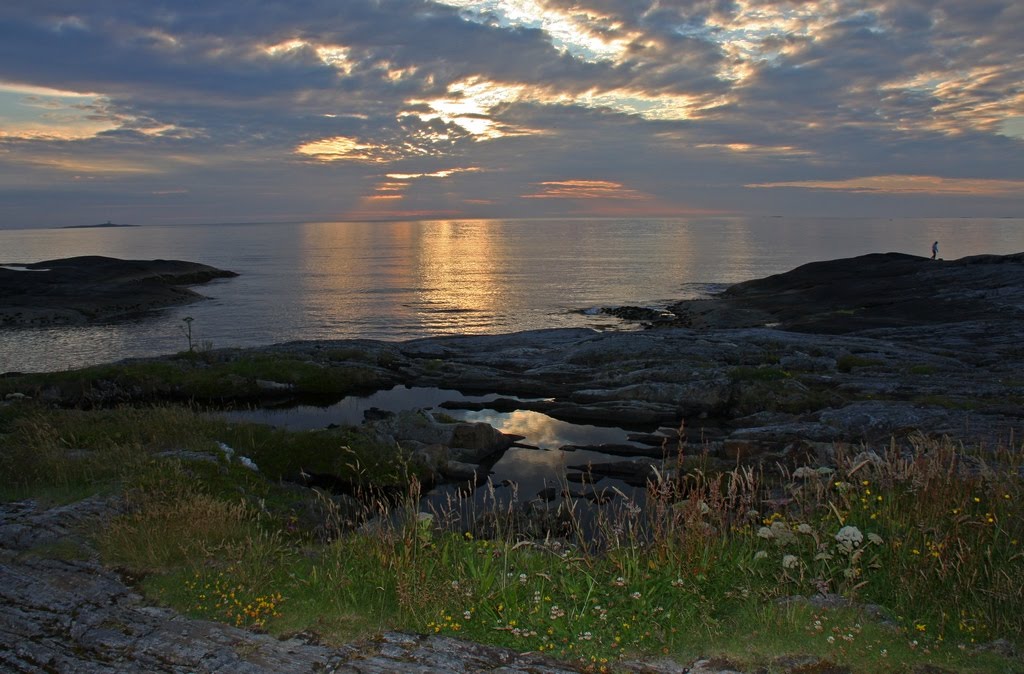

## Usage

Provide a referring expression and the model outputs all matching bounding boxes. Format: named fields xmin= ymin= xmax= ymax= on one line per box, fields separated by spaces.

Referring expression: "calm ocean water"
xmin=2 ymin=217 xmax=1022 ymax=373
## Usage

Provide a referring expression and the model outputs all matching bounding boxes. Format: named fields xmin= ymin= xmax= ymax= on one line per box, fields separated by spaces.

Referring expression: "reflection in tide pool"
xmin=449 ymin=408 xmax=634 ymax=448
xmin=221 ymin=385 xmax=657 ymax=524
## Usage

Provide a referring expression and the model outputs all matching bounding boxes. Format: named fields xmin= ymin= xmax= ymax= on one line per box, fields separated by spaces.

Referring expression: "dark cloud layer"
xmin=0 ymin=0 xmax=1021 ymax=226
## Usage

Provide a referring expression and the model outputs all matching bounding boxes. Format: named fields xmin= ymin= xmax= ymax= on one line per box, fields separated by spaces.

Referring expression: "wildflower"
xmin=916 ymin=624 xmax=927 ymax=632
xmin=630 ymin=591 xmax=642 ymax=600
xmin=754 ymin=550 xmax=768 ymax=560
xmin=770 ymin=520 xmax=796 ymax=544
xmin=796 ymin=523 xmax=814 ymax=535
xmin=867 ymin=532 xmax=884 ymax=545
xmin=782 ymin=554 xmax=800 ymax=569
xmin=757 ymin=526 xmax=774 ymax=539
xmin=835 ymin=525 xmax=864 ymax=550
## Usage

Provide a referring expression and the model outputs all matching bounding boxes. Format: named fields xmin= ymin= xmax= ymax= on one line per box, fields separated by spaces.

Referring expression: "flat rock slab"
xmin=0 ymin=255 xmax=238 ymax=326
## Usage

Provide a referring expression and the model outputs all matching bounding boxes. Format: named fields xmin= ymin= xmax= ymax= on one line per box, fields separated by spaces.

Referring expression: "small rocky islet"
xmin=0 ymin=255 xmax=238 ymax=326
xmin=2 ymin=250 xmax=1023 ymax=673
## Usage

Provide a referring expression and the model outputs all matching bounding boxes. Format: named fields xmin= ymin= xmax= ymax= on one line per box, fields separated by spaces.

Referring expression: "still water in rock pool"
xmin=222 ymin=385 xmax=670 ymax=527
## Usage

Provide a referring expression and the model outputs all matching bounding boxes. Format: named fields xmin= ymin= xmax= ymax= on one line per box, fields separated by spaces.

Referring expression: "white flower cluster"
xmin=835 ymin=525 xmax=864 ymax=551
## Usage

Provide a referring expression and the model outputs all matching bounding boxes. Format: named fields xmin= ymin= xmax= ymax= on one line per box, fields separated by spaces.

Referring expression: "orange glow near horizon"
xmin=748 ymin=174 xmax=1024 ymax=196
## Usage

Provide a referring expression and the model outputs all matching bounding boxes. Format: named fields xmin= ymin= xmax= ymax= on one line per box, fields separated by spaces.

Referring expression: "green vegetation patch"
xmin=101 ymin=438 xmax=1024 ymax=671
xmin=3 ymin=396 xmax=1022 ymax=672
xmin=0 ymin=353 xmax=388 ymax=403
xmin=0 ymin=402 xmax=413 ymax=500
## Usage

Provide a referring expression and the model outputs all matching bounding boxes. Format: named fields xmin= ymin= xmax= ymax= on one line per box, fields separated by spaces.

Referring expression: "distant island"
xmin=60 ymin=221 xmax=139 ymax=229
xmin=0 ymin=255 xmax=238 ymax=326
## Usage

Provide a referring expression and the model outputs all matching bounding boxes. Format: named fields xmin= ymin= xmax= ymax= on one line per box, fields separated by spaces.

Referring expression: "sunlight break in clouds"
xmin=408 ymin=78 xmax=530 ymax=139
xmin=413 ymin=77 xmax=706 ymax=140
xmin=747 ymin=175 xmax=1024 ymax=197
xmin=386 ymin=168 xmax=482 ymax=180
xmin=296 ymin=136 xmax=392 ymax=163
xmin=434 ymin=0 xmax=635 ymax=62
xmin=264 ymin=39 xmax=357 ymax=74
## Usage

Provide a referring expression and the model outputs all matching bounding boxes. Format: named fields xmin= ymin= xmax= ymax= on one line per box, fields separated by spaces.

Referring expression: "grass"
xmin=2 ymin=397 xmax=1022 ymax=673
xmin=0 ymin=403 xmax=411 ymax=500
xmin=0 ymin=352 xmax=389 ymax=403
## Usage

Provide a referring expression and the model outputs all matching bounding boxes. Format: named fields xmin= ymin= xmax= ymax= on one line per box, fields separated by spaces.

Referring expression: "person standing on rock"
xmin=931 ymin=241 xmax=939 ymax=260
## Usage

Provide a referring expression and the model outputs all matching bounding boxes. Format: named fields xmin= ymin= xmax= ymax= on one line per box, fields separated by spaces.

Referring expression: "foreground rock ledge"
xmin=0 ymin=255 xmax=238 ymax=327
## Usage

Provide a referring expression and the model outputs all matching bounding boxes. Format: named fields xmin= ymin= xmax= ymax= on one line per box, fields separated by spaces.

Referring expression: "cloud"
xmin=0 ymin=0 xmax=1021 ymax=225
xmin=747 ymin=175 xmax=1024 ymax=196
xmin=523 ymin=179 xmax=647 ymax=200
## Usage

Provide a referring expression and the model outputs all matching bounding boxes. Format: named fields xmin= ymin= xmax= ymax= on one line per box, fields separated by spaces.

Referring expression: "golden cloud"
xmin=295 ymin=136 xmax=392 ymax=162
xmin=385 ymin=167 xmax=481 ymax=180
xmin=523 ymin=179 xmax=647 ymax=200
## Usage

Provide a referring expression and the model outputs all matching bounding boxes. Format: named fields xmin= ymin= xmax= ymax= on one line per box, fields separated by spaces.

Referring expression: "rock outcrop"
xmin=0 ymin=256 xmax=238 ymax=326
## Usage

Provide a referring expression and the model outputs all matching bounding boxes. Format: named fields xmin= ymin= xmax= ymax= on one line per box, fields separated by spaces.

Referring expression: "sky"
xmin=0 ymin=0 xmax=1022 ymax=227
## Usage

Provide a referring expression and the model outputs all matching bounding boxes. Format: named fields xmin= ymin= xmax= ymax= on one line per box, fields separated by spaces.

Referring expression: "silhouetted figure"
xmin=931 ymin=241 xmax=939 ymax=260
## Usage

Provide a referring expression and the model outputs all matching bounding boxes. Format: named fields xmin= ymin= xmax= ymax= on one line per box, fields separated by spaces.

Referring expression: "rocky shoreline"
xmin=2 ymin=251 xmax=1022 ymax=673
xmin=248 ymin=252 xmax=1023 ymax=490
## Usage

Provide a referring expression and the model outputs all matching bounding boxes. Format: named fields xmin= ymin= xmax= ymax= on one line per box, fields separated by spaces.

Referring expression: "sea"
xmin=2 ymin=216 xmax=1022 ymax=373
